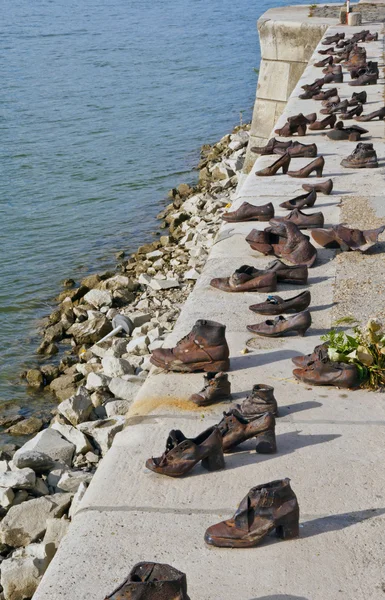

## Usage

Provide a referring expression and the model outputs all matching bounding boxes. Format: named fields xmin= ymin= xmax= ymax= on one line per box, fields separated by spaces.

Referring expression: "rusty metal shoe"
xmin=287 ymin=156 xmax=325 ymax=178
xmin=105 ymin=562 xmax=190 ymax=600
xmin=217 ymin=410 xmax=276 ymax=454
xmin=269 ymin=222 xmax=317 ymax=267
xmin=293 ymin=360 xmax=360 ymax=388
xmin=355 ymin=106 xmax=385 ymax=122
xmin=314 ymin=56 xmax=333 ymax=68
xmin=274 ymin=113 xmax=310 ymax=137
xmin=311 ymin=224 xmax=385 ymax=252
xmin=326 ymin=122 xmax=368 ymax=142
xmin=251 ymin=138 xmax=292 ymax=155
xmin=262 ymin=259 xmax=308 ymax=284
xmin=340 ymin=143 xmax=378 ymax=168
xmin=210 ymin=266 xmax=277 ymax=293
xmin=146 ymin=426 xmax=225 ymax=477
xmin=322 ymin=33 xmax=344 ymax=45
xmin=204 ymin=478 xmax=299 ymax=548
xmin=279 ymin=189 xmax=317 ymax=210
xmin=222 ymin=201 xmax=274 ymax=222
xmin=270 ymin=209 xmax=324 ymax=230
xmin=291 ymin=342 xmax=329 ymax=368
xmin=313 ymin=87 xmax=338 ymax=101
xmin=348 ymin=92 xmax=367 ymax=106
xmin=349 ymin=72 xmax=377 ymax=86
xmin=247 ymin=310 xmax=311 ymax=337
xmin=302 ymin=179 xmax=333 ymax=195
xmin=233 ymin=384 xmax=278 ymax=417
xmin=340 ymin=104 xmax=363 ymax=120
xmin=105 ymin=563 xmax=189 ymax=600
xmin=255 ymin=153 xmax=291 ymax=176
xmin=249 ymin=291 xmax=311 ymax=315
xmin=274 ymin=142 xmax=318 ymax=158
xmin=309 ymin=114 xmax=337 ymax=130
xmin=150 ymin=320 xmax=230 ymax=373
xmin=190 ymin=372 xmax=232 ymax=407
xmin=320 ymin=99 xmax=349 ymax=115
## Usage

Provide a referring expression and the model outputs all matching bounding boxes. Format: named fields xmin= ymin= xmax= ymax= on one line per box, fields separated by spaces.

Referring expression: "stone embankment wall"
xmin=243 ymin=6 xmax=334 ymax=173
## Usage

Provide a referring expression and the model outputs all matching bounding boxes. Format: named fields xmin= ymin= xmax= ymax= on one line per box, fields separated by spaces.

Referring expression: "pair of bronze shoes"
xmin=292 ymin=343 xmax=359 ymax=388
xmin=247 ymin=310 xmax=312 ymax=338
xmin=246 ymin=222 xmax=317 ymax=267
xmin=255 ymin=155 xmax=324 ymax=178
xmin=251 ymin=138 xmax=317 ymax=157
xmin=210 ymin=260 xmax=308 ymax=293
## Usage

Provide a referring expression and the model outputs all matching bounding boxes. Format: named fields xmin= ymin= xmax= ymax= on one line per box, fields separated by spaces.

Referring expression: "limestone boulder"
xmin=0 ymin=468 xmax=36 ymax=490
xmin=13 ymin=429 xmax=75 ymax=468
xmin=0 ymin=487 xmax=15 ymax=508
xmin=108 ymin=376 xmax=143 ymax=401
xmin=67 ymin=315 xmax=112 ymax=345
xmin=0 ymin=492 xmax=72 ymax=547
xmin=51 ymin=422 xmax=92 ymax=455
xmin=1 ymin=542 xmax=50 ymax=600
xmin=78 ymin=416 xmax=125 ymax=455
xmin=49 ymin=371 xmax=83 ymax=401
xmin=43 ymin=517 xmax=69 ymax=555
xmin=101 ymin=357 xmax=134 ymax=378
xmin=69 ymin=481 xmax=88 ymax=519
xmin=85 ymin=371 xmax=111 ymax=391
xmin=6 ymin=417 xmax=43 ymax=436
xmin=12 ymin=450 xmax=55 ymax=473
xmin=57 ymin=387 xmax=94 ymax=426
xmin=105 ymin=399 xmax=131 ymax=417
xmin=83 ymin=289 xmax=112 ymax=309
xmin=56 ymin=470 xmax=93 ymax=493
xmin=26 ymin=369 xmax=44 ymax=389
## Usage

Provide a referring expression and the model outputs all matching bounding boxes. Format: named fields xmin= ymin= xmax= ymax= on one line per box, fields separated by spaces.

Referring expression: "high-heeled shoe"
xmin=279 ymin=188 xmax=317 ymax=210
xmin=314 ymin=55 xmax=333 ymax=68
xmin=288 ymin=156 xmax=325 ymax=178
xmin=204 ymin=478 xmax=300 ymax=548
xmin=340 ymin=104 xmax=363 ymax=120
xmin=217 ymin=410 xmax=276 ymax=453
xmin=249 ymin=290 xmax=311 ymax=315
xmin=145 ymin=426 xmax=225 ymax=477
xmin=348 ymin=91 xmax=367 ymax=106
xmin=309 ymin=114 xmax=337 ymax=130
xmin=355 ymin=106 xmax=385 ymax=121
xmin=247 ymin=310 xmax=312 ymax=338
xmin=255 ymin=153 xmax=291 ymax=177
xmin=320 ymin=99 xmax=349 ymax=115
xmin=302 ymin=178 xmax=333 ymax=195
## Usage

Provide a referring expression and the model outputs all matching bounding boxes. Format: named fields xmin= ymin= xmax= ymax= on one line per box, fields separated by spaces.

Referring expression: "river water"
xmin=0 ymin=0 xmax=340 ymax=420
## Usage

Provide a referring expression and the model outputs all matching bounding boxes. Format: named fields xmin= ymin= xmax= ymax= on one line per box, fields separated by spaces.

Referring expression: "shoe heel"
xmin=315 ymin=167 xmax=324 ymax=177
xmin=369 ymin=79 xmax=377 ymax=85
xmin=297 ymin=327 xmax=308 ymax=337
xmin=201 ymin=449 xmax=225 ymax=471
xmin=203 ymin=360 xmax=230 ymax=373
xmin=276 ymin=514 xmax=300 ymax=540
xmin=255 ymin=429 xmax=277 ymax=454
xmin=297 ymin=125 xmax=307 ymax=136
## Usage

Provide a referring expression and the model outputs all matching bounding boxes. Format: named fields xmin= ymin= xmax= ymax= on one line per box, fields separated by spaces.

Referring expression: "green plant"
xmin=253 ymin=67 xmax=259 ymax=75
xmin=308 ymin=3 xmax=317 ymax=17
xmin=321 ymin=317 xmax=385 ymax=390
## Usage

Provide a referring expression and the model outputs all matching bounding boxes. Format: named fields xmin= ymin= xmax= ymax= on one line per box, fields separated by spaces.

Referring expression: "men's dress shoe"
xmin=210 ymin=267 xmax=277 ymax=293
xmin=318 ymin=47 xmax=335 ymax=55
xmin=340 ymin=104 xmax=363 ymax=120
xmin=299 ymin=89 xmax=320 ymax=100
xmin=145 ymin=426 xmax=225 ymax=477
xmin=365 ymin=32 xmax=378 ymax=42
xmin=189 ymin=372 xmax=231 ymax=407
xmin=313 ymin=87 xmax=338 ymax=101
xmin=105 ymin=562 xmax=190 ymax=600
xmin=350 ymin=61 xmax=379 ymax=80
xmin=311 ymin=224 xmax=385 ymax=252
xmin=349 ymin=72 xmax=377 ymax=86
xmin=292 ymin=342 xmax=329 ymax=368
xmin=322 ymin=95 xmax=340 ymax=107
xmin=302 ymin=78 xmax=325 ymax=91
xmin=314 ymin=56 xmax=333 ymax=68
xmin=247 ymin=310 xmax=311 ymax=337
xmin=233 ymin=384 xmax=278 ymax=417
xmin=326 ymin=122 xmax=368 ymax=141
xmin=309 ymin=114 xmax=337 ymax=130
xmin=356 ymin=107 xmax=385 ymax=122
xmin=260 ymin=259 xmax=308 ymax=284
xmin=293 ymin=360 xmax=359 ymax=388
xmin=279 ymin=189 xmax=317 ymax=211
xmin=275 ymin=142 xmax=318 ymax=158
xmin=288 ymin=156 xmax=325 ymax=178
xmin=270 ymin=209 xmax=324 ymax=229
xmin=204 ymin=478 xmax=299 ymax=548
xmin=320 ymin=100 xmax=349 ymax=115
xmin=302 ymin=179 xmax=333 ymax=195
xmin=340 ymin=142 xmax=378 ymax=168
xmin=247 ymin=222 xmax=317 ymax=267
xmin=255 ymin=153 xmax=291 ymax=176
xmin=251 ymin=138 xmax=292 ymax=155
xmin=249 ymin=290 xmax=311 ymax=315
xmin=351 ymin=30 xmax=369 ymax=43
xmin=323 ymin=33 xmax=344 ymax=45
xmin=222 ymin=201 xmax=274 ymax=222
xmin=150 ymin=319 xmax=230 ymax=373
xmin=218 ymin=410 xmax=276 ymax=453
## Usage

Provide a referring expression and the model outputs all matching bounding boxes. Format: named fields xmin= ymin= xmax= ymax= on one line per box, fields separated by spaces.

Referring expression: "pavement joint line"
xmin=125 ymin=415 xmax=385 ymax=426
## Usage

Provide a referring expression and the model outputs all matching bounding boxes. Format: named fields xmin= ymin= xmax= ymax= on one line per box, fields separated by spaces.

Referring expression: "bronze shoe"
xmin=262 ymin=259 xmax=308 ymax=284
xmin=279 ymin=189 xmax=317 ymax=211
xmin=349 ymin=72 xmax=377 ymax=86
xmin=210 ymin=266 xmax=277 ymax=293
xmin=302 ymin=179 xmax=333 ymax=195
xmin=309 ymin=114 xmax=337 ymax=130
xmin=355 ymin=106 xmax=385 ymax=122
xmin=105 ymin=562 xmax=190 ymax=600
xmin=288 ymin=156 xmax=325 ymax=178
xmin=320 ymin=100 xmax=349 ymax=115
xmin=222 ymin=201 xmax=274 ymax=223
xmin=340 ymin=104 xmax=363 ymax=120
xmin=340 ymin=142 xmax=378 ymax=168
xmin=251 ymin=138 xmax=292 ymax=155
xmin=204 ymin=478 xmax=299 ymax=548
xmin=145 ymin=426 xmax=225 ymax=477
xmin=275 ymin=142 xmax=318 ymax=158
xmin=311 ymin=224 xmax=385 ymax=252
xmin=270 ymin=209 xmax=324 ymax=230
xmin=255 ymin=153 xmax=291 ymax=177
xmin=233 ymin=384 xmax=278 ymax=417
xmin=293 ymin=360 xmax=359 ymax=388
xmin=249 ymin=291 xmax=311 ymax=315
xmin=312 ymin=87 xmax=338 ymax=101
xmin=150 ymin=319 xmax=230 ymax=373
xmin=247 ymin=222 xmax=317 ymax=267
xmin=247 ymin=310 xmax=311 ymax=337
xmin=189 ymin=372 xmax=232 ymax=407
xmin=314 ymin=56 xmax=333 ymax=68
xmin=326 ymin=122 xmax=368 ymax=142
xmin=291 ymin=342 xmax=329 ymax=368
xmin=217 ymin=410 xmax=276 ymax=454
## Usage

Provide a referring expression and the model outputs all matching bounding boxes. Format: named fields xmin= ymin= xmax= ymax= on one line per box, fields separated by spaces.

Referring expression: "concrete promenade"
xmin=34 ymin=20 xmax=385 ymax=600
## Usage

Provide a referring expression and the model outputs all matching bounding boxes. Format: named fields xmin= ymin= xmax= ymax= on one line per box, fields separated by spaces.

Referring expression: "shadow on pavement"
xmin=301 ymin=507 xmax=385 ymax=538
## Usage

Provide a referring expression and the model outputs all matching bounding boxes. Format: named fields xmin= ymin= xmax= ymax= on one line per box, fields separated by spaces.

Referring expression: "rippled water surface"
xmin=0 ymin=0 xmax=340 ymax=417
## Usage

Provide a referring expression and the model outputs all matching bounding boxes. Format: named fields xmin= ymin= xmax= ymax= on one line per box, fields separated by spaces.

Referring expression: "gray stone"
xmin=56 ymin=470 xmax=93 ymax=494
xmin=105 ymin=399 xmax=131 ymax=417
xmin=57 ymin=387 xmax=94 ymax=426
xmin=78 ymin=417 xmax=125 ymax=455
xmin=68 ymin=481 xmax=88 ymax=519
xmin=0 ymin=469 xmax=36 ymax=490
xmin=43 ymin=517 xmax=70 ymax=552
xmin=0 ymin=487 xmax=14 ymax=508
xmin=67 ymin=316 xmax=112 ymax=345
xmin=108 ymin=376 xmax=143 ymax=402
xmin=0 ymin=493 xmax=72 ymax=547
xmin=1 ymin=542 xmax=49 ymax=600
xmin=183 ymin=268 xmax=200 ymax=280
xmin=31 ymin=477 xmax=50 ymax=497
xmin=126 ymin=336 xmax=149 ymax=355
xmin=25 ymin=369 xmax=44 ymax=389
xmin=101 ymin=357 xmax=134 ymax=378
xmin=125 ymin=311 xmax=152 ymax=328
xmin=85 ymin=371 xmax=111 ymax=391
xmin=13 ymin=429 xmax=75 ymax=468
xmin=12 ymin=451 xmax=55 ymax=473
xmin=51 ymin=422 xmax=92 ymax=455
xmin=47 ymin=465 xmax=68 ymax=490
xmin=6 ymin=417 xmax=43 ymax=436
xmin=83 ymin=289 xmax=112 ymax=309
xmin=85 ymin=451 xmax=99 ymax=464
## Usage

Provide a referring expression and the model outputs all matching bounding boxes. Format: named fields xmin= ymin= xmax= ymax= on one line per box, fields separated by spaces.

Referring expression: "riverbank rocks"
xmin=1 ymin=542 xmax=50 ymax=600
xmin=26 ymin=369 xmax=44 ymax=389
xmin=12 ymin=451 xmax=55 ymax=473
xmin=57 ymin=387 xmax=94 ymax=427
xmin=78 ymin=417 xmax=125 ymax=455
xmin=83 ymin=289 xmax=112 ymax=309
xmin=67 ymin=315 xmax=112 ymax=345
xmin=6 ymin=417 xmax=43 ymax=436
xmin=108 ymin=376 xmax=143 ymax=401
xmin=13 ymin=429 xmax=75 ymax=468
xmin=49 ymin=371 xmax=83 ymax=402
xmin=56 ymin=470 xmax=93 ymax=494
xmin=101 ymin=357 xmax=134 ymax=378
xmin=51 ymin=422 xmax=92 ymax=455
xmin=0 ymin=492 xmax=72 ymax=547
xmin=0 ymin=468 xmax=36 ymax=490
